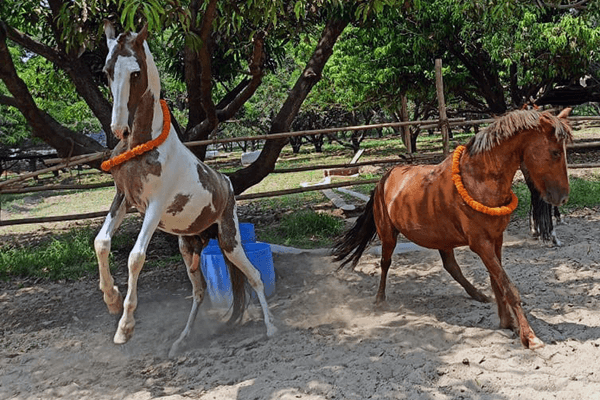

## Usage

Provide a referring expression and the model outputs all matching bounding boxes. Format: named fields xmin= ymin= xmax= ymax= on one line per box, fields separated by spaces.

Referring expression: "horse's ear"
xmin=136 ymin=23 xmax=149 ymax=44
xmin=104 ymin=20 xmax=116 ymax=41
xmin=558 ymin=107 xmax=572 ymax=119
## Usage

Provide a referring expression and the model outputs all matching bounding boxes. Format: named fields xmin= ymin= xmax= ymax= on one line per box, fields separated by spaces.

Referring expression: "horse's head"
xmin=103 ymin=21 xmax=160 ymax=141
xmin=521 ymin=108 xmax=572 ymax=206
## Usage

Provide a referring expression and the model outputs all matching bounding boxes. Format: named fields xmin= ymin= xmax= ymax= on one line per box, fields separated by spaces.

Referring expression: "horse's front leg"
xmin=472 ymin=239 xmax=544 ymax=349
xmin=94 ymin=191 xmax=128 ymax=314
xmin=114 ymin=204 xmax=162 ymax=344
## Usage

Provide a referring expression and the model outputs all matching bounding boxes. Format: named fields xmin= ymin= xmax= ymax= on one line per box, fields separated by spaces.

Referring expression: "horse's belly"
xmin=390 ymin=193 xmax=468 ymax=249
xmin=159 ymin=195 xmax=222 ymax=235
xmin=398 ymin=223 xmax=466 ymax=249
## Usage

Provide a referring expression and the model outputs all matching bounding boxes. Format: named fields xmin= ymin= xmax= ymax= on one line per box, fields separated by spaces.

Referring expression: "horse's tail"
xmin=223 ymin=254 xmax=248 ymax=324
xmin=331 ymin=191 xmax=378 ymax=269
xmin=524 ymin=168 xmax=554 ymax=242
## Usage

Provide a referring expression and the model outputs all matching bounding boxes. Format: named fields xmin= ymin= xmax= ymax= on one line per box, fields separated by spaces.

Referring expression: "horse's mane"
xmin=468 ymin=109 xmax=572 ymax=155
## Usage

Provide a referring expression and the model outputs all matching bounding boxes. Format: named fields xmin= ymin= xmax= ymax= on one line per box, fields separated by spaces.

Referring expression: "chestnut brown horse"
xmin=333 ymin=108 xmax=572 ymax=349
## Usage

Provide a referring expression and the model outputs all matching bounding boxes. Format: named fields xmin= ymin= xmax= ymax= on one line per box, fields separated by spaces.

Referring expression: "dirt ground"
xmin=2 ymin=205 xmax=600 ymax=400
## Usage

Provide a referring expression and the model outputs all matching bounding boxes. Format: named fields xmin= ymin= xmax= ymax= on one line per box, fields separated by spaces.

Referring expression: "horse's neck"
xmin=462 ymin=141 xmax=521 ymax=201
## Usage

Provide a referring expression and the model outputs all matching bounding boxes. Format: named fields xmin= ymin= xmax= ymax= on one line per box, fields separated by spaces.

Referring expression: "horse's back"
xmin=378 ymin=159 xmax=468 ymax=249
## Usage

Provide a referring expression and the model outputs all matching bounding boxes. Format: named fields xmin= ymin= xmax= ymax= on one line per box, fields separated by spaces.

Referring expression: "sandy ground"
xmin=2 ymin=209 xmax=600 ymax=400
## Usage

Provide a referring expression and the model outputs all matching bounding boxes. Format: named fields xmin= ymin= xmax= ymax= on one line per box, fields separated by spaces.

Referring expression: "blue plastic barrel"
xmin=207 ymin=222 xmax=256 ymax=247
xmin=201 ymin=225 xmax=275 ymax=308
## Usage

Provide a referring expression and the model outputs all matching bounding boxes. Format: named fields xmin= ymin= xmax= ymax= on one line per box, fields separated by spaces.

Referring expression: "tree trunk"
xmin=228 ymin=17 xmax=349 ymax=195
xmin=0 ymin=24 xmax=105 ymax=161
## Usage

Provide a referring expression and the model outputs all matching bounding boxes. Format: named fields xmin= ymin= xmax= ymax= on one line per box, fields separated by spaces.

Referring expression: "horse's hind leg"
xmin=373 ymin=217 xmax=399 ymax=306
xmin=218 ymin=214 xmax=277 ymax=337
xmin=169 ymin=236 xmax=207 ymax=357
xmin=376 ymin=235 xmax=397 ymax=306
xmin=439 ymin=249 xmax=491 ymax=303
xmin=372 ymin=190 xmax=398 ymax=306
xmin=554 ymin=206 xmax=562 ymax=224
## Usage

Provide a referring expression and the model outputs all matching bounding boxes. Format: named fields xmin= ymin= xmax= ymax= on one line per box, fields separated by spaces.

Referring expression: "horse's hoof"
xmin=168 ymin=341 xmax=182 ymax=358
xmin=114 ymin=328 xmax=133 ymax=344
xmin=471 ymin=291 xmax=492 ymax=303
xmin=500 ymin=321 xmax=517 ymax=332
xmin=374 ymin=300 xmax=389 ymax=311
xmin=266 ymin=325 xmax=278 ymax=338
xmin=527 ymin=336 xmax=545 ymax=350
xmin=481 ymin=295 xmax=493 ymax=303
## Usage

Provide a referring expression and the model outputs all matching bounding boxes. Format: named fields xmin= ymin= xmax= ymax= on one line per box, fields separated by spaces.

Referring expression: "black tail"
xmin=197 ymin=225 xmax=248 ymax=324
xmin=331 ymin=192 xmax=378 ymax=269
xmin=223 ymin=254 xmax=248 ymax=325
xmin=525 ymin=175 xmax=554 ymax=242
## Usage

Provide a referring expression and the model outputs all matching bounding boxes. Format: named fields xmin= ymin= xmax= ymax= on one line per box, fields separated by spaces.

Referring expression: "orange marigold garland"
xmin=101 ymin=99 xmax=171 ymax=172
xmin=452 ymin=145 xmax=518 ymax=216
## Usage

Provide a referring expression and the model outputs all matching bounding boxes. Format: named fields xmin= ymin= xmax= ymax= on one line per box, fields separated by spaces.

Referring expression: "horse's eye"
xmin=131 ymin=71 xmax=140 ymax=80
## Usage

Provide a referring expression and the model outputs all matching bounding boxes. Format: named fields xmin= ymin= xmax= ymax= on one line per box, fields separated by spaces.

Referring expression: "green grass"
xmin=259 ymin=209 xmax=345 ymax=248
xmin=513 ymin=175 xmax=600 ymax=218
xmin=567 ymin=176 xmax=600 ymax=208
xmin=0 ymin=227 xmax=98 ymax=280
xmin=0 ymin=216 xmax=147 ymax=281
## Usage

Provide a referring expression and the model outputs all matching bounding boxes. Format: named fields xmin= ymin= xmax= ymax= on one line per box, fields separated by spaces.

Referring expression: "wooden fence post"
xmin=401 ymin=94 xmax=412 ymax=153
xmin=435 ymin=59 xmax=450 ymax=156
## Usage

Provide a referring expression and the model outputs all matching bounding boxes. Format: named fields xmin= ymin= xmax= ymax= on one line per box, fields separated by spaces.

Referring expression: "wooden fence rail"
xmin=0 ymin=178 xmax=381 ymax=227
xmin=5 ymin=138 xmax=600 ymax=196
xmin=3 ymin=113 xmax=600 ymax=226
xmin=3 ymin=114 xmax=600 ymax=191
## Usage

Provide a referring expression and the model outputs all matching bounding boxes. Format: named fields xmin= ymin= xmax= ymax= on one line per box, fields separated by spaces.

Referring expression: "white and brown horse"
xmin=95 ymin=22 xmax=276 ymax=356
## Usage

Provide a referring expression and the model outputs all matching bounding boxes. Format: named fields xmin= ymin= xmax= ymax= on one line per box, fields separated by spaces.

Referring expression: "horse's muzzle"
xmin=111 ymin=125 xmax=130 ymax=141
xmin=543 ymin=188 xmax=569 ymax=207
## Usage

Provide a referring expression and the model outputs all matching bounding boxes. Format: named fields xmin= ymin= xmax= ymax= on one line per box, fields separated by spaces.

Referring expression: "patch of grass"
xmin=1 ymin=186 xmax=116 ymax=221
xmin=251 ymin=190 xmax=328 ymax=210
xmin=564 ymin=176 xmax=600 ymax=210
xmin=259 ymin=210 xmax=345 ymax=249
xmin=513 ymin=182 xmax=532 ymax=219
xmin=513 ymin=175 xmax=600 ymax=219
xmin=0 ymin=227 xmax=98 ymax=280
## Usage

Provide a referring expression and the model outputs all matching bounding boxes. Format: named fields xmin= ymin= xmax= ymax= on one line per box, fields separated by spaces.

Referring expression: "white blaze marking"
xmin=109 ymin=55 xmax=140 ymax=137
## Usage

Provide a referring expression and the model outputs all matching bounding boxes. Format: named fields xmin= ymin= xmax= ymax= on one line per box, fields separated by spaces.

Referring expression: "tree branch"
xmin=0 ymin=93 xmax=18 ymax=108
xmin=0 ymin=23 xmax=104 ymax=158
xmin=1 ymin=22 xmax=70 ymax=68
xmin=229 ymin=16 xmax=350 ymax=194
xmin=216 ymin=31 xmax=266 ymax=121
xmin=536 ymin=0 xmax=589 ymax=10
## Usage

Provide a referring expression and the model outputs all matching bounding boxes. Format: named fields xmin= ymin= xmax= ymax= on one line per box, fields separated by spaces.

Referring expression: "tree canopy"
xmin=1 ymin=0 xmax=599 ymax=188
xmin=1 ymin=0 xmax=374 ymax=192
xmin=314 ymin=0 xmax=600 ymax=116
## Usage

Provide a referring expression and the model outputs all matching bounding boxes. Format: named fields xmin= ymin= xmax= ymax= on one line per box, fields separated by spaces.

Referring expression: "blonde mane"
xmin=469 ymin=109 xmax=572 ymax=155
